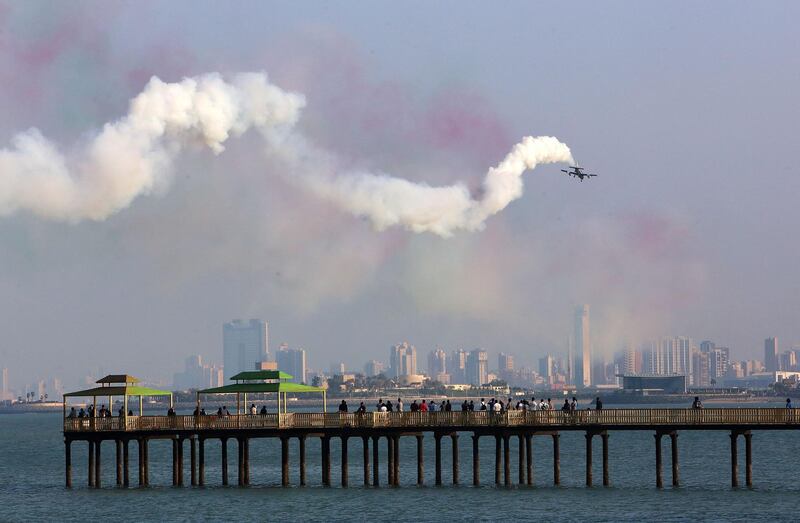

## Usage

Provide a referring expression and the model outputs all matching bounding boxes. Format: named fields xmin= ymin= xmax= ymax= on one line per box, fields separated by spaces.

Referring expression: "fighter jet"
xmin=560 ymin=165 xmax=598 ymax=181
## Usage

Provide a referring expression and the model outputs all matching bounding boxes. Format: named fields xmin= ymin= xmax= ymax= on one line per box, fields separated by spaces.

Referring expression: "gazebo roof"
xmin=198 ymin=382 xmax=324 ymax=394
xmin=229 ymin=370 xmax=294 ymax=381
xmin=64 ymin=385 xmax=172 ymax=398
xmin=96 ymin=374 xmax=140 ymax=384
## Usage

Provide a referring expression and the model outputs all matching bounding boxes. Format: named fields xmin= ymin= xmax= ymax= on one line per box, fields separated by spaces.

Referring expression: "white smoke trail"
xmin=0 ymin=72 xmax=305 ymax=221
xmin=0 ymin=72 xmax=573 ymax=235
xmin=303 ymin=135 xmax=573 ymax=236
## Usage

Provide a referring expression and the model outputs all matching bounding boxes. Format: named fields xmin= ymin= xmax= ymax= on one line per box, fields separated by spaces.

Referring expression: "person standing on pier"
xmin=786 ymin=398 xmax=793 ymax=409
xmin=561 ymin=399 xmax=570 ymax=412
xmin=420 ymin=400 xmax=428 ymax=412
xmin=259 ymin=405 xmax=267 ymax=415
xmin=691 ymin=397 xmax=703 ymax=409
xmin=250 ymin=403 xmax=257 ymax=415
xmin=67 ymin=407 xmax=77 ymax=418
xmin=339 ymin=400 xmax=348 ymax=413
xmin=570 ymin=397 xmax=578 ymax=411
xmin=595 ymin=397 xmax=603 ymax=411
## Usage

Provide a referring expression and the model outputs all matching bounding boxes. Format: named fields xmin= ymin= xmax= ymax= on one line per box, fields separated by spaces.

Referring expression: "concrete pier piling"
xmin=451 ymin=434 xmax=459 ymax=485
xmin=417 ymin=435 xmax=424 ymax=486
xmin=472 ymin=434 xmax=479 ymax=486
xmin=602 ymin=433 xmax=610 ymax=487
xmin=552 ymin=433 xmax=560 ymax=486
xmin=363 ymin=436 xmax=371 ymax=486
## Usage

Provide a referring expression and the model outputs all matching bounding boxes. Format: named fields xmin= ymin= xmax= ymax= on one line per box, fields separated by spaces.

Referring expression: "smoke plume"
xmin=0 ymin=73 xmax=305 ymax=221
xmin=0 ymin=72 xmax=573 ymax=235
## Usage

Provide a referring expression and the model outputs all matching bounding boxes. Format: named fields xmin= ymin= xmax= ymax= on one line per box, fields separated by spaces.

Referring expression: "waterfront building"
xmin=574 ymin=305 xmax=592 ymax=387
xmin=223 ymin=319 xmax=269 ymax=382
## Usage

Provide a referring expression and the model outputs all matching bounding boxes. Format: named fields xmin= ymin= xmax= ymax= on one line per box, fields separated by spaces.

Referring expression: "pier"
xmin=62 ymin=375 xmax=800 ymax=490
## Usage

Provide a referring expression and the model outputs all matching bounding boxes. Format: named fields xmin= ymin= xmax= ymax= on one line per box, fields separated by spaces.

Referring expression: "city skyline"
xmin=3 ymin=313 xmax=799 ymax=394
xmin=0 ymin=2 xmax=798 ymax=390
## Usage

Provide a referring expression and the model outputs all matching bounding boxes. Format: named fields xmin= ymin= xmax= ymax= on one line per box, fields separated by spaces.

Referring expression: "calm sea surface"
xmin=1 ymin=407 xmax=799 ymax=522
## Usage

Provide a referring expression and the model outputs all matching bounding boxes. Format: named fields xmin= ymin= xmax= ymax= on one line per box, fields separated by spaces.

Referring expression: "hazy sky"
xmin=1 ymin=1 xmax=798 ymax=387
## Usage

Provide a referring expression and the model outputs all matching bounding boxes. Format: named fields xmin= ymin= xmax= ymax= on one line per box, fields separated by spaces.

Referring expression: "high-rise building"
xmin=428 ymin=349 xmax=447 ymax=377
xmin=574 ymin=305 xmax=592 ymax=387
xmin=642 ymin=340 xmax=664 ymax=375
xmin=1 ymin=368 xmax=9 ymax=401
xmin=622 ymin=344 xmax=642 ymax=374
xmin=780 ymin=351 xmax=797 ymax=372
xmin=498 ymin=352 xmax=514 ymax=382
xmin=642 ymin=337 xmax=692 ymax=380
xmin=466 ymin=349 xmax=488 ymax=385
xmin=389 ymin=342 xmax=417 ymax=378
xmin=700 ymin=340 xmax=716 ymax=353
xmin=765 ymin=337 xmax=779 ymax=372
xmin=174 ymin=355 xmax=224 ymax=389
xmin=223 ymin=319 xmax=269 ymax=382
xmin=364 ymin=360 xmax=385 ymax=377
xmin=538 ymin=355 xmax=554 ymax=381
xmin=277 ymin=346 xmax=307 ymax=384
xmin=449 ymin=350 xmax=467 ymax=384
xmin=709 ymin=347 xmax=730 ymax=385
xmin=498 ymin=353 xmax=514 ymax=372
xmin=692 ymin=349 xmax=710 ymax=387
xmin=566 ymin=337 xmax=574 ymax=384
xmin=664 ymin=336 xmax=692 ymax=380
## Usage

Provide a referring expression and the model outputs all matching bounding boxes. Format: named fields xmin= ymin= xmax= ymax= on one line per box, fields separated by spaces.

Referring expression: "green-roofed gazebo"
xmin=63 ymin=374 xmax=173 ymax=418
xmin=198 ymin=370 xmax=327 ymax=414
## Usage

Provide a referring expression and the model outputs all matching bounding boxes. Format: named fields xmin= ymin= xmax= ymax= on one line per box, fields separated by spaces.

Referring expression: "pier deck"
xmin=63 ymin=408 xmax=799 ymax=489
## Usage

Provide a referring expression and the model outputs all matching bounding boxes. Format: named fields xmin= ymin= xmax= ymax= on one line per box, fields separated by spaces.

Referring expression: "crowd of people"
xmin=333 ymin=396 xmax=607 ymax=414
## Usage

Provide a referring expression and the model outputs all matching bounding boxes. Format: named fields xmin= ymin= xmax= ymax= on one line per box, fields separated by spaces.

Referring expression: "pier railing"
xmin=63 ymin=408 xmax=800 ymax=433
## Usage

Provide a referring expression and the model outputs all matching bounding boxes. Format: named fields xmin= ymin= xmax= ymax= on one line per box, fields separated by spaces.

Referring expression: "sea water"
xmin=0 ymin=411 xmax=798 ymax=522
